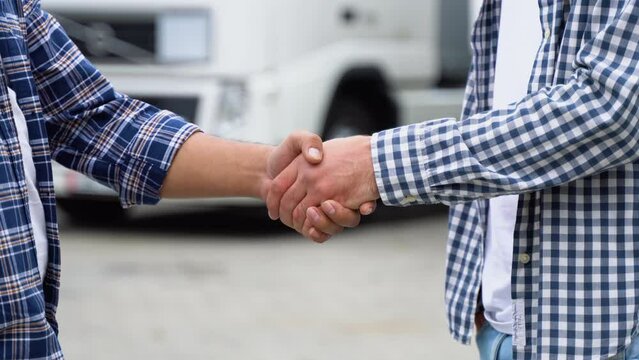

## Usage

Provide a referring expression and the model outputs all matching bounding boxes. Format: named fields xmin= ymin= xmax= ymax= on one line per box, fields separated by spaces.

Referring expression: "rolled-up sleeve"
xmin=24 ymin=0 xmax=200 ymax=207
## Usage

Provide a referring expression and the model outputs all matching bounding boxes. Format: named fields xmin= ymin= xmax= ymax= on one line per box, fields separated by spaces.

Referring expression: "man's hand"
xmin=160 ymin=130 xmax=370 ymax=241
xmin=303 ymin=200 xmax=377 ymax=243
xmin=266 ymin=132 xmax=374 ymax=239
xmin=266 ymin=136 xmax=381 ymax=241
xmin=265 ymin=131 xmax=324 ymax=200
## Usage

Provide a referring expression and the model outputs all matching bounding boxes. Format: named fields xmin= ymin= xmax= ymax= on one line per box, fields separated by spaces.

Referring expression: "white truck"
xmin=43 ymin=0 xmax=473 ymax=220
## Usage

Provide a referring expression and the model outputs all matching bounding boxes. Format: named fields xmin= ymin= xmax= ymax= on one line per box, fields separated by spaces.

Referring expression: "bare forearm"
xmin=160 ymin=133 xmax=273 ymax=200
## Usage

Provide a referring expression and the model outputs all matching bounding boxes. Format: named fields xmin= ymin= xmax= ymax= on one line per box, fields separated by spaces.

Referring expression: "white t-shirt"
xmin=8 ymin=88 xmax=48 ymax=282
xmin=482 ymin=0 xmax=542 ymax=335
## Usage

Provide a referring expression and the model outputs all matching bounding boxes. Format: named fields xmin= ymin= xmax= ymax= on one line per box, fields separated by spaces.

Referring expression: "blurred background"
xmin=43 ymin=0 xmax=481 ymax=358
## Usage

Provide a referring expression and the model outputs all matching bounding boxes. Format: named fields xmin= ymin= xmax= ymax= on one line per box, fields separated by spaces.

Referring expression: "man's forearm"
xmin=160 ymin=133 xmax=273 ymax=200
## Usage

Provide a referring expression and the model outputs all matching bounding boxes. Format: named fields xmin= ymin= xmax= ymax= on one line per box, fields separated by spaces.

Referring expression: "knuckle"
xmin=298 ymin=167 xmax=311 ymax=180
xmin=272 ymin=180 xmax=287 ymax=196
xmin=299 ymin=130 xmax=313 ymax=138
xmin=281 ymin=202 xmax=294 ymax=216
xmin=283 ymin=214 xmax=295 ymax=227
xmin=310 ymin=133 xmax=322 ymax=143
xmin=280 ymin=204 xmax=294 ymax=220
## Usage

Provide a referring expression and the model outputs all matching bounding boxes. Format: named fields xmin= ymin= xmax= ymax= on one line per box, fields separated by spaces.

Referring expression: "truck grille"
xmin=52 ymin=13 xmax=157 ymax=64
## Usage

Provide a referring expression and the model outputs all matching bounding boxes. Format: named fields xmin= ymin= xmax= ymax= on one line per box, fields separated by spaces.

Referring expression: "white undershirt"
xmin=8 ymin=88 xmax=48 ymax=282
xmin=482 ymin=0 xmax=542 ymax=335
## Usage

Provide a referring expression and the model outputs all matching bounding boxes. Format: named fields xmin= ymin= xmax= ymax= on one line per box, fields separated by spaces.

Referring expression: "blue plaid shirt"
xmin=373 ymin=1 xmax=639 ymax=359
xmin=0 ymin=0 xmax=199 ymax=358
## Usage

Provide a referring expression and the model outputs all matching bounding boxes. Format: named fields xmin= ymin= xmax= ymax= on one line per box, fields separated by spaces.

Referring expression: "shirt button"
xmin=518 ymin=253 xmax=531 ymax=264
xmin=544 ymin=27 xmax=551 ymax=40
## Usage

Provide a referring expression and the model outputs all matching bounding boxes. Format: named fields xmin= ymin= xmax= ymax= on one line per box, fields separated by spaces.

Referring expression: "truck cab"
xmin=43 ymin=0 xmax=471 ymax=219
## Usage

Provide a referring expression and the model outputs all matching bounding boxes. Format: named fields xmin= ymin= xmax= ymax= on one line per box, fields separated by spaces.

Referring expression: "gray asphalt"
xmin=55 ymin=204 xmax=476 ymax=360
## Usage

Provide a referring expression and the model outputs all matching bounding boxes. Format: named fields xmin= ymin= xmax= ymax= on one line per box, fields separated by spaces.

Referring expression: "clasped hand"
xmin=266 ymin=133 xmax=380 ymax=243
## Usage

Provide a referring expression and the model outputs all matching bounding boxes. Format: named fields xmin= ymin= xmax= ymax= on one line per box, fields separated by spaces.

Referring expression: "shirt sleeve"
xmin=23 ymin=0 xmax=201 ymax=208
xmin=373 ymin=1 xmax=639 ymax=207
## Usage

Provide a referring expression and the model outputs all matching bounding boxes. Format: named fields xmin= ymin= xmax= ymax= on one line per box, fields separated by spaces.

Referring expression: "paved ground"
xmin=55 ymin=204 xmax=476 ymax=360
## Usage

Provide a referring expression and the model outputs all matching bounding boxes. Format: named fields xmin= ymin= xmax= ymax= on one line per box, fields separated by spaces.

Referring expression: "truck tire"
xmin=323 ymin=96 xmax=378 ymax=139
xmin=57 ymin=198 xmax=126 ymax=224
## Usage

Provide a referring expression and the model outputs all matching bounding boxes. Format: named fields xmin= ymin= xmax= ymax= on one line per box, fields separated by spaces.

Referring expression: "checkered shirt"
xmin=0 ymin=0 xmax=199 ymax=358
xmin=372 ymin=0 xmax=639 ymax=359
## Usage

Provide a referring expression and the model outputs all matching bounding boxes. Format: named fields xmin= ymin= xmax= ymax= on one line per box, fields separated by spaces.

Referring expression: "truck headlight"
xmin=157 ymin=11 xmax=211 ymax=63
xmin=216 ymin=82 xmax=248 ymax=134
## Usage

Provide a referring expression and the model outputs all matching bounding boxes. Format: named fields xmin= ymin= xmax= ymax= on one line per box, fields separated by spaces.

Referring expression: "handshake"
xmin=263 ymin=132 xmax=382 ymax=243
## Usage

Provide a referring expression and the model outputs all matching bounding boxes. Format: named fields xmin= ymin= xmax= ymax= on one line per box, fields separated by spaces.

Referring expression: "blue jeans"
xmin=476 ymin=323 xmax=512 ymax=360
xmin=476 ymin=323 xmax=639 ymax=360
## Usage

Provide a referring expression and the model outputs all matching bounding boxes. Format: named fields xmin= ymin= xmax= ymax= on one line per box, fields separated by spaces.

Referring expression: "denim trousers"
xmin=476 ymin=323 xmax=639 ymax=360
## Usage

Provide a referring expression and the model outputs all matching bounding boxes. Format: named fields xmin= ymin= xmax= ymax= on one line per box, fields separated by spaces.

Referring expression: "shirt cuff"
xmin=371 ymin=123 xmax=438 ymax=207
xmin=117 ymin=110 xmax=201 ymax=208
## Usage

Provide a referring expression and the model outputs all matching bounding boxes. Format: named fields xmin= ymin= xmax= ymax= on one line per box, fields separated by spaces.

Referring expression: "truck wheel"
xmin=57 ymin=198 xmax=126 ymax=224
xmin=323 ymin=96 xmax=378 ymax=139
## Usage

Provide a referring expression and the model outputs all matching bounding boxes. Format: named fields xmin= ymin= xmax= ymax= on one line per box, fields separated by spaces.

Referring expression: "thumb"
xmin=296 ymin=131 xmax=323 ymax=165
xmin=359 ymin=201 xmax=377 ymax=216
xmin=268 ymin=131 xmax=323 ymax=178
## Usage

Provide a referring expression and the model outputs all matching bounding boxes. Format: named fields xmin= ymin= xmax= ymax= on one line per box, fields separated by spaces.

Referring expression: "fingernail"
xmin=307 ymin=208 xmax=321 ymax=222
xmin=361 ymin=206 xmax=373 ymax=216
xmin=308 ymin=147 xmax=322 ymax=161
xmin=322 ymin=201 xmax=336 ymax=215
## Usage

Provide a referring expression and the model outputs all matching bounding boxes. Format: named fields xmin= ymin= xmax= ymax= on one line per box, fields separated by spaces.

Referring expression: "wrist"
xmin=351 ymin=135 xmax=380 ymax=204
xmin=361 ymin=136 xmax=380 ymax=201
xmin=255 ymin=146 xmax=275 ymax=201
